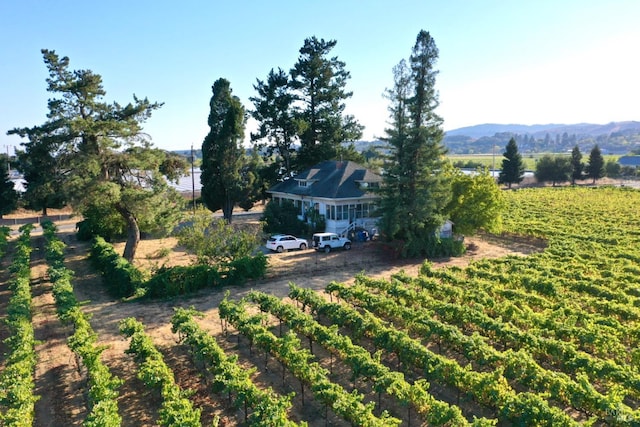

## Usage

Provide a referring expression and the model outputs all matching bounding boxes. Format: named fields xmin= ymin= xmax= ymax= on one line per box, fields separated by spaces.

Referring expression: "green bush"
xmin=77 ymin=204 xmax=126 ymax=241
xmin=261 ymin=199 xmax=307 ymax=236
xmin=0 ymin=226 xmax=9 ymax=258
xmin=89 ymin=237 xmax=146 ymax=298
xmin=224 ymin=254 xmax=267 ymax=286
xmin=144 ymin=265 xmax=221 ymax=298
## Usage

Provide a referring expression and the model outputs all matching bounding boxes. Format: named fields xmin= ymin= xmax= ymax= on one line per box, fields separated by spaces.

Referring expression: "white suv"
xmin=312 ymin=232 xmax=352 ymax=253
xmin=265 ymin=234 xmax=308 ymax=253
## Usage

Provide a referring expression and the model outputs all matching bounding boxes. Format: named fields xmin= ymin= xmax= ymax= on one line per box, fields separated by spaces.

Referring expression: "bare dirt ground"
xmin=0 ymin=216 xmax=543 ymax=426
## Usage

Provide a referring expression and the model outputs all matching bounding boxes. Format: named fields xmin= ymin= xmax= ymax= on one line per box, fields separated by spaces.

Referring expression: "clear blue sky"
xmin=2 ymin=1 xmax=639 ymax=154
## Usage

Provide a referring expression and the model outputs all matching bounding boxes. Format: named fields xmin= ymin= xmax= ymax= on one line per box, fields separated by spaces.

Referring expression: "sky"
xmin=1 ymin=1 xmax=639 ymax=154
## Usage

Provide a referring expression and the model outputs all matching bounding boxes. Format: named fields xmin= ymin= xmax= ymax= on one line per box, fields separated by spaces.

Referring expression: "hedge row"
xmin=0 ymin=224 xmax=38 ymax=426
xmin=89 ymin=236 xmax=148 ymax=298
xmin=90 ymin=237 xmax=267 ymax=299
xmin=0 ymin=225 xmax=9 ymax=258
xmin=42 ymin=221 xmax=123 ymax=426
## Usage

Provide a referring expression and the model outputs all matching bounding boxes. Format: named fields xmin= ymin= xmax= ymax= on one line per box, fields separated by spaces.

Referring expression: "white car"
xmin=266 ymin=234 xmax=309 ymax=253
xmin=312 ymin=232 xmax=352 ymax=253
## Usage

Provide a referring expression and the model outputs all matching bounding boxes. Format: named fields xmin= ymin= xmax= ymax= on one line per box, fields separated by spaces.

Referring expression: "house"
xmin=267 ymin=160 xmax=382 ymax=236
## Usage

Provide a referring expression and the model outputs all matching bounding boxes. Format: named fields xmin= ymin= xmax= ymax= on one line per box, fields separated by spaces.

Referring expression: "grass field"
xmin=448 ymin=153 xmax=620 ymax=171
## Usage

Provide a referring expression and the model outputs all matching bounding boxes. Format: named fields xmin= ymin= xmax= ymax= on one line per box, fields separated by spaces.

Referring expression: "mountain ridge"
xmin=444 ymin=121 xmax=640 ymax=139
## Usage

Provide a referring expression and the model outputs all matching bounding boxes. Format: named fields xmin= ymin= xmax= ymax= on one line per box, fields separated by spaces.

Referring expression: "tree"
xmin=14 ymin=130 xmax=66 ymax=215
xmin=176 ymin=209 xmax=261 ymax=265
xmin=9 ymin=49 xmax=186 ymax=261
xmin=0 ymin=169 xmax=19 ymax=218
xmin=605 ymin=159 xmax=621 ymax=178
xmin=498 ymin=137 xmax=525 ymax=188
xmin=290 ymin=36 xmax=363 ymax=170
xmin=535 ymin=154 xmax=572 ymax=186
xmin=250 ymin=68 xmax=297 ymax=178
xmin=261 ymin=199 xmax=307 ymax=236
xmin=585 ymin=144 xmax=605 ymax=184
xmin=378 ymin=30 xmax=451 ymax=257
xmin=570 ymin=145 xmax=583 ymax=184
xmin=200 ymin=78 xmax=247 ymax=223
xmin=445 ymin=166 xmax=504 ymax=235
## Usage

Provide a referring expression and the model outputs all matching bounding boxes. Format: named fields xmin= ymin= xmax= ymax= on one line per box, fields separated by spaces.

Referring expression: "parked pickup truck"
xmin=312 ymin=232 xmax=352 ymax=253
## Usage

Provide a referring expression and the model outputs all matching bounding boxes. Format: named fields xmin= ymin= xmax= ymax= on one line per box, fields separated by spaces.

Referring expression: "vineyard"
xmin=1 ymin=186 xmax=640 ymax=425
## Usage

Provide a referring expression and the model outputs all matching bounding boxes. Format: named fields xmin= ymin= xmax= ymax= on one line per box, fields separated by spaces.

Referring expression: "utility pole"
xmin=191 ymin=144 xmax=196 ymax=216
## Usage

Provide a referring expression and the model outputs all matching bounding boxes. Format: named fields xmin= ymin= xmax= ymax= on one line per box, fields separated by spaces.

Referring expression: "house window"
xmin=298 ymin=180 xmax=308 ymax=187
xmin=327 ymin=205 xmax=348 ymax=220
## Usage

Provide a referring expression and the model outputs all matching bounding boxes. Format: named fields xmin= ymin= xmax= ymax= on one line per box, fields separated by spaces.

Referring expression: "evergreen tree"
xmin=15 ymin=131 xmax=66 ymax=215
xmin=570 ymin=145 xmax=583 ymax=184
xmin=498 ymin=137 xmax=525 ymax=188
xmin=535 ymin=154 xmax=572 ymax=186
xmin=9 ymin=49 xmax=186 ymax=261
xmin=379 ymin=30 xmax=451 ymax=257
xmin=585 ymin=144 xmax=605 ymax=184
xmin=200 ymin=78 xmax=246 ymax=223
xmin=250 ymin=68 xmax=297 ymax=178
xmin=290 ymin=36 xmax=363 ymax=170
xmin=0 ymin=169 xmax=19 ymax=218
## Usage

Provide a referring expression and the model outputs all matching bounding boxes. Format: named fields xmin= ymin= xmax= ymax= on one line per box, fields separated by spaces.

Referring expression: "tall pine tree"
xmin=290 ymin=36 xmax=363 ymax=170
xmin=200 ymin=78 xmax=246 ymax=223
xmin=379 ymin=30 xmax=451 ymax=257
xmin=585 ymin=144 xmax=605 ymax=184
xmin=0 ymin=169 xmax=18 ymax=218
xmin=570 ymin=145 xmax=583 ymax=184
xmin=9 ymin=49 xmax=186 ymax=261
xmin=498 ymin=137 xmax=525 ymax=188
xmin=250 ymin=68 xmax=297 ymax=178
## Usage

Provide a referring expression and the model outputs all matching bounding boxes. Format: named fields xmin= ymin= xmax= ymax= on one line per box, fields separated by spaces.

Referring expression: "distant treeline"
xmin=443 ymin=126 xmax=640 ymax=154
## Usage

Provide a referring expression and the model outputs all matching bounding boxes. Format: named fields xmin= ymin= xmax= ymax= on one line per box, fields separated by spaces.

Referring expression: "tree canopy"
xmin=200 ymin=78 xmax=247 ymax=222
xmin=498 ymin=137 xmax=525 ymax=188
xmin=570 ymin=145 xmax=583 ymax=184
xmin=250 ymin=68 xmax=297 ymax=178
xmin=8 ymin=49 xmax=187 ymax=261
xmin=585 ymin=144 xmax=605 ymax=184
xmin=535 ymin=154 xmax=572 ymax=186
xmin=0 ymin=169 xmax=18 ymax=218
xmin=289 ymin=36 xmax=363 ymax=170
xmin=445 ymin=166 xmax=504 ymax=235
xmin=378 ymin=30 xmax=452 ymax=257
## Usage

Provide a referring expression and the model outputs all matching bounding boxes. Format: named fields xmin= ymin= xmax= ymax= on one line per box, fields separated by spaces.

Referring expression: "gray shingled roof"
xmin=268 ymin=160 xmax=382 ymax=199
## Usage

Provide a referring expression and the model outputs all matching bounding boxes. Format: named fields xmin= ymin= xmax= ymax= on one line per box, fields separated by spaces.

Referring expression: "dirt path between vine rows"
xmin=8 ymin=229 xmax=542 ymax=426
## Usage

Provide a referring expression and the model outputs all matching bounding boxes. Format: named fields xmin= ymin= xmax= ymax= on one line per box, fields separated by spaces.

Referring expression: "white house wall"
xmin=269 ymin=192 xmax=379 ymax=236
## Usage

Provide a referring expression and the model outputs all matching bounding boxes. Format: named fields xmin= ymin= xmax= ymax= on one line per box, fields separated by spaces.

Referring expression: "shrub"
xmin=144 ymin=265 xmax=221 ymax=298
xmin=261 ymin=199 xmax=307 ymax=236
xmin=223 ymin=254 xmax=267 ymax=286
xmin=176 ymin=211 xmax=262 ymax=265
xmin=89 ymin=237 xmax=146 ymax=298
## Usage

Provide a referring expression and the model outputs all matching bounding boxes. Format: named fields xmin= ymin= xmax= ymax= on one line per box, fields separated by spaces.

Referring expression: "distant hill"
xmin=443 ymin=121 xmax=640 ymax=154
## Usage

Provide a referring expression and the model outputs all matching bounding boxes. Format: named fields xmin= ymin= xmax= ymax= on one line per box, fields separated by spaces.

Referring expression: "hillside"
xmin=442 ymin=121 xmax=640 ymax=154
